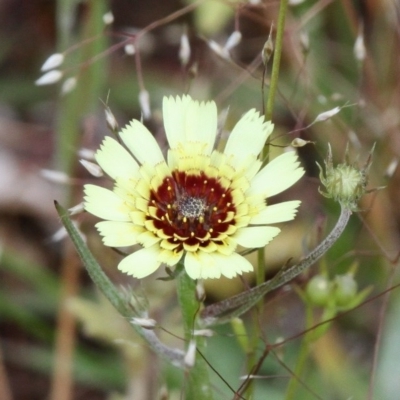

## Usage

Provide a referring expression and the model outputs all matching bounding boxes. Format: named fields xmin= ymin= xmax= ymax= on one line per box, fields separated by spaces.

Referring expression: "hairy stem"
xmin=201 ymin=205 xmax=352 ymax=326
xmin=55 ymin=202 xmax=185 ymax=366
xmin=176 ymin=270 xmax=214 ymax=400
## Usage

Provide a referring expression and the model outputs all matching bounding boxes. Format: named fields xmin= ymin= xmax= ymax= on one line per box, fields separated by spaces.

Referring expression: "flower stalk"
xmin=54 ymin=202 xmax=185 ymax=367
xmin=176 ymin=269 xmax=214 ymax=399
xmin=200 ymin=204 xmax=352 ymax=326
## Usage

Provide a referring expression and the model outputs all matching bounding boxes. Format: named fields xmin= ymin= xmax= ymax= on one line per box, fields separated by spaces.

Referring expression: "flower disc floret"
xmin=84 ymin=95 xmax=305 ymax=280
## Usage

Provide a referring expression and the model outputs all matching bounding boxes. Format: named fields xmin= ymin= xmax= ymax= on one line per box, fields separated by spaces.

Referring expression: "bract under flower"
xmin=84 ymin=95 xmax=304 ymax=280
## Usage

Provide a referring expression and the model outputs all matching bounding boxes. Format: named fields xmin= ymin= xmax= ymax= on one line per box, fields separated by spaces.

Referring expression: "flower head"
xmin=84 ymin=95 xmax=304 ymax=280
xmin=317 ymin=144 xmax=374 ymax=211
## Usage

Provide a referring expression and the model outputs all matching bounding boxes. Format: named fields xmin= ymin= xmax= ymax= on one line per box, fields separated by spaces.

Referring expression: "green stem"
xmin=55 ymin=202 xmax=185 ymax=366
xmin=249 ymin=3 xmax=289 ymax=397
xmin=176 ymin=269 xmax=214 ymax=400
xmin=265 ymin=0 xmax=288 ymax=121
xmin=201 ymin=206 xmax=352 ymax=326
xmin=284 ymin=304 xmax=313 ymax=400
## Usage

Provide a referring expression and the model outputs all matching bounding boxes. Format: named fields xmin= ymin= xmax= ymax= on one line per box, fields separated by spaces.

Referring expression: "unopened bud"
xmin=317 ymin=144 xmax=374 ymax=210
xmin=315 ymin=106 xmax=341 ymax=122
xmin=225 ymin=30 xmax=242 ymax=51
xmin=184 ymin=340 xmax=197 ymax=368
xmin=79 ymin=159 xmax=104 ymax=177
xmin=139 ymin=90 xmax=151 ymax=120
xmin=102 ymin=11 xmax=114 ymax=25
xmin=50 ymin=226 xmax=68 ymax=242
xmin=179 ymin=32 xmax=191 ymax=66
xmin=104 ymin=106 xmax=119 ymax=132
xmin=385 ymin=158 xmax=398 ymax=178
xmin=78 ymin=148 xmax=96 ymax=160
xmin=306 ymin=275 xmax=331 ymax=307
xmin=262 ymin=28 xmax=274 ymax=64
xmin=68 ymin=202 xmax=85 ymax=216
xmin=291 ymin=138 xmax=313 ymax=147
xmin=332 ymin=274 xmax=357 ymax=307
xmin=41 ymin=53 xmax=65 ymax=71
xmin=35 ymin=70 xmax=63 ymax=86
xmin=50 ymin=221 xmax=86 ymax=243
xmin=61 ymin=77 xmax=77 ymax=95
xmin=124 ymin=44 xmax=135 ymax=55
xmin=195 ymin=281 xmax=205 ymax=301
xmin=354 ymin=27 xmax=366 ymax=61
xmin=40 ymin=169 xmax=71 ymax=184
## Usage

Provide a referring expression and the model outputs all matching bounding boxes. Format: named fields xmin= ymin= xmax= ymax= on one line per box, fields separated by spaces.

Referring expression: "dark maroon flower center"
xmin=148 ymin=170 xmax=236 ymax=251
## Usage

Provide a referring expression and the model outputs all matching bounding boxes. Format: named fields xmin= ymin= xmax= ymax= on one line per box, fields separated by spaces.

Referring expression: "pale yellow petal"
xmin=185 ymin=99 xmax=217 ymax=154
xmin=234 ymin=226 xmax=281 ymax=248
xmin=210 ymin=252 xmax=253 ymax=279
xmin=214 ymin=237 xmax=237 ymax=255
xmin=249 ymin=152 xmax=305 ymax=198
xmin=84 ymin=184 xmax=130 ymax=221
xmin=163 ymin=95 xmax=192 ymax=149
xmin=95 ymin=136 xmax=139 ymax=180
xmin=95 ymin=221 xmax=143 ymax=247
xmin=118 ymin=247 xmax=161 ymax=278
xmin=185 ymin=251 xmax=252 ymax=280
xmin=250 ymin=200 xmax=301 ymax=225
xmin=184 ymin=252 xmax=222 ymax=279
xmin=160 ymin=239 xmax=180 ymax=250
xmin=119 ymin=119 xmax=164 ymax=165
xmin=137 ymin=231 xmax=161 ymax=247
xmin=183 ymin=241 xmax=200 ymax=252
xmin=163 ymin=95 xmax=217 ymax=154
xmin=225 ymin=109 xmax=273 ymax=164
xmin=130 ymin=211 xmax=146 ymax=225
xmin=158 ymin=249 xmax=183 ymax=266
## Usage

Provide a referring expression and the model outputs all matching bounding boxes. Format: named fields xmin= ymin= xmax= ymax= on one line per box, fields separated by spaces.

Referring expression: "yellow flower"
xmin=84 ymin=95 xmax=304 ymax=280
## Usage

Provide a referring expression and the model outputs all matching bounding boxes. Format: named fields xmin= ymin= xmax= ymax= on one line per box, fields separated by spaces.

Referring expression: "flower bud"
xmin=61 ymin=77 xmax=77 ymax=95
xmin=184 ymin=340 xmax=197 ymax=368
xmin=332 ymin=274 xmax=358 ymax=307
xmin=179 ymin=32 xmax=191 ymax=66
xmin=315 ymin=106 xmax=341 ymax=122
xmin=68 ymin=202 xmax=85 ymax=216
xmin=224 ymin=30 xmax=242 ymax=51
xmin=139 ymin=90 xmax=151 ymax=119
xmin=41 ymin=53 xmax=64 ymax=71
xmin=354 ymin=25 xmax=366 ymax=61
xmin=104 ymin=106 xmax=119 ymax=132
xmin=317 ymin=144 xmax=373 ymax=211
xmin=306 ymin=275 xmax=331 ymax=307
xmin=291 ymin=138 xmax=313 ymax=147
xmin=35 ymin=70 xmax=63 ymax=86
xmin=124 ymin=44 xmax=135 ymax=55
xmin=79 ymin=159 xmax=104 ymax=177
xmin=262 ymin=30 xmax=274 ymax=65
xmin=102 ymin=11 xmax=114 ymax=25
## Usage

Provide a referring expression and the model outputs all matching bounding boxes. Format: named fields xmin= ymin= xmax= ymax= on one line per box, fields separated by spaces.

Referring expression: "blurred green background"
xmin=0 ymin=0 xmax=399 ymax=399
